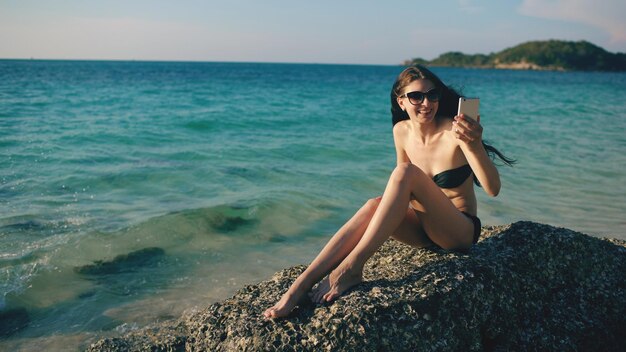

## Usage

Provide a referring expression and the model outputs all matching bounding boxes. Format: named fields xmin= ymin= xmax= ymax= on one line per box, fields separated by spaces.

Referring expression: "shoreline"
xmin=1 ymin=221 xmax=624 ymax=351
xmin=86 ymin=221 xmax=626 ymax=351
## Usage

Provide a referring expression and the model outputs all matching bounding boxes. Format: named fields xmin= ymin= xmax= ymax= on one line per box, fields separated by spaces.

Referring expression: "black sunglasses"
xmin=402 ymin=89 xmax=440 ymax=105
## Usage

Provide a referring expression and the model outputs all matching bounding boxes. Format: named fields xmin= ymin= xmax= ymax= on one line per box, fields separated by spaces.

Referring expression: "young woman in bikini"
xmin=264 ymin=64 xmax=514 ymax=319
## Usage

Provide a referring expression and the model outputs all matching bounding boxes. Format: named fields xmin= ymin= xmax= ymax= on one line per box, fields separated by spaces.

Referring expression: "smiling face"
xmin=397 ymin=79 xmax=439 ymax=123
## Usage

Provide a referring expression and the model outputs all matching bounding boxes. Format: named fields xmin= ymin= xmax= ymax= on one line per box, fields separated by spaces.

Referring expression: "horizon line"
xmin=0 ymin=57 xmax=404 ymax=67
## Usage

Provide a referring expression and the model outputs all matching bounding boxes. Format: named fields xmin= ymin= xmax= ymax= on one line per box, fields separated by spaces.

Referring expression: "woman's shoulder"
xmin=392 ymin=120 xmax=410 ymax=137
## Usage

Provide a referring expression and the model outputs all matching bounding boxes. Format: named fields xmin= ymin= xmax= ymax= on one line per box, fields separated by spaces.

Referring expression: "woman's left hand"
xmin=453 ymin=114 xmax=483 ymax=147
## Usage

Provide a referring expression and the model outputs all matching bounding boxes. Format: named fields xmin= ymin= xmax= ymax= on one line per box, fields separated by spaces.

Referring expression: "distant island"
xmin=405 ymin=40 xmax=626 ymax=71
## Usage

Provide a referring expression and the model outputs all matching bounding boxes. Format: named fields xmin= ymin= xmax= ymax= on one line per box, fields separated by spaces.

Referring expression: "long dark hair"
xmin=391 ymin=64 xmax=516 ymax=167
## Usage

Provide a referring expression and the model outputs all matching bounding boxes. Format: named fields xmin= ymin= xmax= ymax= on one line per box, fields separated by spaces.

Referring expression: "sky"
xmin=0 ymin=0 xmax=624 ymax=65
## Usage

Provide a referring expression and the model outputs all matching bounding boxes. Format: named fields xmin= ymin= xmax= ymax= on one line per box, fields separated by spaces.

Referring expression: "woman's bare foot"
xmin=322 ymin=263 xmax=363 ymax=302
xmin=309 ymin=276 xmax=331 ymax=304
xmin=263 ymin=295 xmax=295 ymax=319
xmin=263 ymin=285 xmax=307 ymax=319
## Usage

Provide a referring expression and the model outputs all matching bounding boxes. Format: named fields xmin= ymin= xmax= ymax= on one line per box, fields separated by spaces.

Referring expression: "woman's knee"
xmin=364 ymin=196 xmax=382 ymax=211
xmin=391 ymin=162 xmax=424 ymax=185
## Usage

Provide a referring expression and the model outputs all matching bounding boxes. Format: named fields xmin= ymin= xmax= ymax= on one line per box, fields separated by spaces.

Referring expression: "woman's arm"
xmin=392 ymin=123 xmax=410 ymax=166
xmin=454 ymin=115 xmax=501 ymax=196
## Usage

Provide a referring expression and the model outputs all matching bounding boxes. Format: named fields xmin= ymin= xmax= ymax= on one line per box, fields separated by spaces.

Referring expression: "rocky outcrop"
xmin=88 ymin=221 xmax=626 ymax=351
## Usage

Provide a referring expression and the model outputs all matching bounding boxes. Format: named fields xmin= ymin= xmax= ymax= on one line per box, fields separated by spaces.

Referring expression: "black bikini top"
xmin=432 ymin=164 xmax=473 ymax=189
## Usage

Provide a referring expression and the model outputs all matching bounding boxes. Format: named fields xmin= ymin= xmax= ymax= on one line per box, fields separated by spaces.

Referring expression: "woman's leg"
xmin=307 ymin=206 xmax=433 ymax=304
xmin=308 ymin=205 xmax=434 ymax=304
xmin=263 ymin=197 xmax=380 ymax=318
xmin=320 ymin=162 xmax=475 ymax=302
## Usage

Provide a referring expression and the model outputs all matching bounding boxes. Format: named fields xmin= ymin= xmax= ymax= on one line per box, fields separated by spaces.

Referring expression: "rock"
xmin=87 ymin=322 xmax=187 ymax=352
xmin=87 ymin=221 xmax=626 ymax=351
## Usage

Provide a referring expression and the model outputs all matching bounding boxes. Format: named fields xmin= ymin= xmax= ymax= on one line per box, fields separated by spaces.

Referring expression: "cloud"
xmin=518 ymin=0 xmax=626 ymax=44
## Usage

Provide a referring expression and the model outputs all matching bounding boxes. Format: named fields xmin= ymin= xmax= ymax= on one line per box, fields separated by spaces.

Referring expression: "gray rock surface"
xmin=88 ymin=221 xmax=626 ymax=351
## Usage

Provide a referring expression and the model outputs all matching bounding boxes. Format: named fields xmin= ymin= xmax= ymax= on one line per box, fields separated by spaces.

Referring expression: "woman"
xmin=264 ymin=64 xmax=514 ymax=319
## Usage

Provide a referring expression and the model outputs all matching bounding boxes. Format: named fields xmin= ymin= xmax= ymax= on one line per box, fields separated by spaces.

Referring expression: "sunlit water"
xmin=1 ymin=60 xmax=625 ymax=350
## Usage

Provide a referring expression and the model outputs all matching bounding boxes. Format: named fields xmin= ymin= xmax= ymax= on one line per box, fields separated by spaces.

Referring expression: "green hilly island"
xmin=406 ymin=40 xmax=626 ymax=71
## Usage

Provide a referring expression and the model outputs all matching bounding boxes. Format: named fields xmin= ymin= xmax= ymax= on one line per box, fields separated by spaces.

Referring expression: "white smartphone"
xmin=457 ymin=97 xmax=480 ymax=121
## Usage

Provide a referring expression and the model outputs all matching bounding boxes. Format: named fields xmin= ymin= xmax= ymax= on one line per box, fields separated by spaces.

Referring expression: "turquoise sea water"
xmin=1 ymin=60 xmax=625 ymax=350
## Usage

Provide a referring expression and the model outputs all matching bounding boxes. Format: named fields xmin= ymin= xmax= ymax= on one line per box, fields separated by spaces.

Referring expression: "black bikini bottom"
xmin=461 ymin=212 xmax=481 ymax=244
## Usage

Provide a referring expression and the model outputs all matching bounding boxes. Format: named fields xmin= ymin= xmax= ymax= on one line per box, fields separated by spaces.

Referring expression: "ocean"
xmin=1 ymin=60 xmax=625 ymax=350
